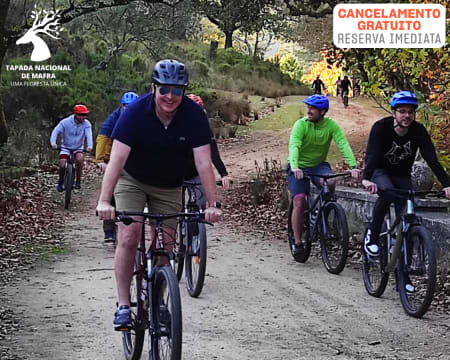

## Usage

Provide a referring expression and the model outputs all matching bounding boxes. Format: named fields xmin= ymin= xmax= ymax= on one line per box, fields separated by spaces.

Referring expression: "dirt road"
xmin=2 ymin=96 xmax=450 ymax=359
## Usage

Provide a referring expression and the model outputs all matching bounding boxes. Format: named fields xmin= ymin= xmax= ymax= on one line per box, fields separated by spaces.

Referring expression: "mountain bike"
xmin=174 ymin=180 xmax=210 ymax=298
xmin=342 ymin=90 xmax=349 ymax=107
xmin=361 ymin=188 xmax=442 ymax=318
xmin=55 ymin=147 xmax=84 ymax=209
xmin=287 ymin=173 xmax=350 ymax=274
xmin=117 ymin=210 xmax=205 ymax=360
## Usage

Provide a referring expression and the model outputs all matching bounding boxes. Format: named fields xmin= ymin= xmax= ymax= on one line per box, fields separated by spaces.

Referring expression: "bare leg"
xmin=74 ymin=152 xmax=84 ymax=183
xmin=58 ymin=159 xmax=67 ymax=184
xmin=115 ymin=219 xmax=142 ymax=306
xmin=292 ymin=195 xmax=306 ymax=245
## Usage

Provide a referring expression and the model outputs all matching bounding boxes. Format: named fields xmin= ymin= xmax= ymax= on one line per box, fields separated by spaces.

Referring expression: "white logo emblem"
xmin=16 ymin=5 xmax=62 ymax=62
xmin=385 ymin=141 xmax=412 ymax=165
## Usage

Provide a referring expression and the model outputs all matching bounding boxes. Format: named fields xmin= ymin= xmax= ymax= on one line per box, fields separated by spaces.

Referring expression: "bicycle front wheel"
xmin=320 ymin=202 xmax=349 ymax=274
xmin=185 ymin=222 xmax=207 ymax=297
xmin=397 ymin=225 xmax=436 ymax=318
xmin=122 ymin=251 xmax=146 ymax=360
xmin=361 ymin=224 xmax=389 ymax=297
xmin=63 ymin=164 xmax=73 ymax=209
xmin=150 ymin=266 xmax=182 ymax=360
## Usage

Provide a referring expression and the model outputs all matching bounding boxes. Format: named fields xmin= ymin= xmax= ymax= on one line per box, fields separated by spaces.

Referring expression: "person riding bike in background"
xmin=340 ymin=75 xmax=352 ymax=107
xmin=184 ymin=94 xmax=232 ymax=205
xmin=335 ymin=77 xmax=342 ymax=97
xmin=96 ymin=59 xmax=222 ymax=331
xmin=362 ymin=91 xmax=450 ymax=259
xmin=312 ymin=75 xmax=326 ymax=95
xmin=287 ymin=95 xmax=360 ymax=256
xmin=50 ymin=104 xmax=93 ymax=192
xmin=96 ymin=91 xmax=139 ymax=172
xmin=96 ymin=91 xmax=139 ymax=241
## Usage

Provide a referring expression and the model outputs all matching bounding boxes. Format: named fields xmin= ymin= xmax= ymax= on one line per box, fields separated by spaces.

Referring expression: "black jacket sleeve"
xmin=418 ymin=126 xmax=450 ymax=187
xmin=363 ymin=121 xmax=384 ymax=181
xmin=210 ymin=139 xmax=228 ymax=177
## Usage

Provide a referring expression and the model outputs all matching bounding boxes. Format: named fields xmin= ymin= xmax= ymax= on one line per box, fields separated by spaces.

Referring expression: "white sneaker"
xmin=364 ymin=229 xmax=379 ymax=256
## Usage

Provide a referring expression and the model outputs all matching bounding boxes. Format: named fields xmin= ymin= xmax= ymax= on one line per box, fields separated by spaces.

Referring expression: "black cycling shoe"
xmin=292 ymin=243 xmax=304 ymax=256
xmin=74 ymin=182 xmax=81 ymax=190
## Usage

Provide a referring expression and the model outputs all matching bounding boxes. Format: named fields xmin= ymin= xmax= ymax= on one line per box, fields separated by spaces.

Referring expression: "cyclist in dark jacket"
xmin=96 ymin=91 xmax=139 ymax=241
xmin=184 ymin=94 xmax=232 ymax=206
xmin=312 ymin=75 xmax=326 ymax=95
xmin=362 ymin=91 xmax=450 ymax=258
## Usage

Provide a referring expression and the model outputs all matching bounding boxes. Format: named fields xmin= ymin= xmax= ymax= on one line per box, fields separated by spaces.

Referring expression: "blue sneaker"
xmin=56 ymin=184 xmax=64 ymax=192
xmin=113 ymin=305 xmax=131 ymax=331
xmin=104 ymin=230 xmax=115 ymax=243
xmin=74 ymin=182 xmax=81 ymax=190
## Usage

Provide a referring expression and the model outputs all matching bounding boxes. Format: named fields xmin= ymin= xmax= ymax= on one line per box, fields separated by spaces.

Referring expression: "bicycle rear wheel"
xmin=122 ymin=249 xmax=146 ymax=360
xmin=320 ymin=202 xmax=349 ymax=274
xmin=63 ymin=164 xmax=73 ymax=209
xmin=174 ymin=221 xmax=185 ymax=281
xmin=185 ymin=222 xmax=207 ymax=297
xmin=150 ymin=266 xmax=182 ymax=360
xmin=287 ymin=201 xmax=312 ymax=263
xmin=397 ymin=225 xmax=436 ymax=318
xmin=361 ymin=224 xmax=389 ymax=297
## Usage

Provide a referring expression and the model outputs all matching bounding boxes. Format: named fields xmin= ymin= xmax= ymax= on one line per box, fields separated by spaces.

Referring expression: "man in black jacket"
xmin=312 ymin=75 xmax=326 ymax=95
xmin=362 ymin=91 xmax=450 ymax=261
xmin=185 ymin=94 xmax=232 ymax=204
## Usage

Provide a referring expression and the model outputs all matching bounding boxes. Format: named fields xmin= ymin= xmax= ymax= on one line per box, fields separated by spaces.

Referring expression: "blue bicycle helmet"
xmin=121 ymin=91 xmax=139 ymax=105
xmin=152 ymin=59 xmax=188 ymax=86
xmin=390 ymin=91 xmax=418 ymax=109
xmin=303 ymin=95 xmax=329 ymax=111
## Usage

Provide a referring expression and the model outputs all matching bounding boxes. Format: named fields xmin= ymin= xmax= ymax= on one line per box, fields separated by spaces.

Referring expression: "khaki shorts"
xmin=114 ymin=171 xmax=181 ymax=229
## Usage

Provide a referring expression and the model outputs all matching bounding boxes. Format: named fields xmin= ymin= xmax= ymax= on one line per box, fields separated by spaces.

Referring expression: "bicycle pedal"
xmin=115 ymin=326 xmax=131 ymax=332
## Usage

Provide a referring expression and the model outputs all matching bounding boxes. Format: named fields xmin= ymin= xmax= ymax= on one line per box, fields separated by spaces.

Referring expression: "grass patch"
xmin=48 ymin=246 xmax=70 ymax=255
xmin=249 ymin=103 xmax=304 ymax=131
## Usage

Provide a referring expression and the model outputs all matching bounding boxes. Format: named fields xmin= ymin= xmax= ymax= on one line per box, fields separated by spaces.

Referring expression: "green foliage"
xmin=216 ymin=63 xmax=232 ymax=73
xmin=216 ymin=48 xmax=250 ymax=66
xmin=1 ymin=44 xmax=149 ymax=166
xmin=279 ymin=54 xmax=303 ymax=81
xmin=191 ymin=60 xmax=210 ymax=77
xmin=249 ymin=103 xmax=304 ymax=131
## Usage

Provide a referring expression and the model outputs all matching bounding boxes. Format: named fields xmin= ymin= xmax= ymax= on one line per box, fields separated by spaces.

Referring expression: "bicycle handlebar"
xmin=377 ymin=188 xmax=445 ymax=199
xmin=304 ymin=172 xmax=351 ymax=180
xmin=183 ymin=180 xmax=232 ymax=187
xmin=114 ymin=211 xmax=209 ymax=226
xmin=54 ymin=146 xmax=88 ymax=152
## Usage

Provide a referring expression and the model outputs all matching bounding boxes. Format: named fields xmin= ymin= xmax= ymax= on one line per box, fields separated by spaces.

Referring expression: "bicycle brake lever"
xmin=117 ymin=215 xmax=134 ymax=226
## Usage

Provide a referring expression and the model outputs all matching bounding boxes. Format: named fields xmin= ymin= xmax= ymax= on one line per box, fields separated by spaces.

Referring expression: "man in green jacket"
xmin=287 ymin=95 xmax=360 ymax=255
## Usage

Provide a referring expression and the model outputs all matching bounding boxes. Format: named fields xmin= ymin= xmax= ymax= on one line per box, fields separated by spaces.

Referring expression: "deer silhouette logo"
xmin=16 ymin=5 xmax=62 ymax=62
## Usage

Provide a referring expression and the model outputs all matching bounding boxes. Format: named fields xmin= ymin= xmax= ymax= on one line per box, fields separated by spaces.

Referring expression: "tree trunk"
xmin=209 ymin=40 xmax=218 ymax=61
xmin=224 ymin=30 xmax=233 ymax=48
xmin=253 ymin=32 xmax=259 ymax=58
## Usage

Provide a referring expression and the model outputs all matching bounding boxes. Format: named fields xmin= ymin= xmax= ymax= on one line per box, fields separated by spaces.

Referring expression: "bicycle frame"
xmin=304 ymin=174 xmax=346 ymax=240
xmin=380 ymin=198 xmax=422 ymax=273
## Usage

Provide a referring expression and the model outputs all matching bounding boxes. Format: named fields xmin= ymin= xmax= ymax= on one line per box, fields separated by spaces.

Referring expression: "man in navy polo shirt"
xmin=96 ymin=59 xmax=223 ymax=330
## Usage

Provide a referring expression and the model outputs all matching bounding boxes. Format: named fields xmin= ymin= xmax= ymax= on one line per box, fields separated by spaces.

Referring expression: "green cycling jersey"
xmin=288 ymin=116 xmax=357 ymax=169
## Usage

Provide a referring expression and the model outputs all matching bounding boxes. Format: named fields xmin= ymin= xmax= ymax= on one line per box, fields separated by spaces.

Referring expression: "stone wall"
xmin=327 ymin=186 xmax=450 ymax=273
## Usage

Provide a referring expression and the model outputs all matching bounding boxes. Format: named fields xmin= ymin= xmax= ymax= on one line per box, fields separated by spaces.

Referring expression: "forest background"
xmin=0 ymin=0 xmax=448 ymax=171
